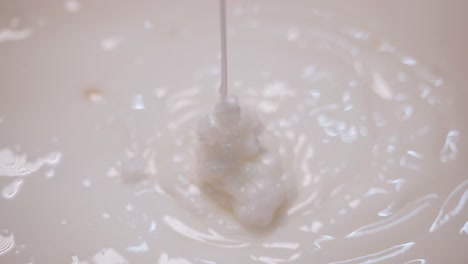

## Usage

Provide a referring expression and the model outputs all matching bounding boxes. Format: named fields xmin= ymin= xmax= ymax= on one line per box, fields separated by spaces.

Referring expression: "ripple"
xmin=404 ymin=260 xmax=426 ymax=264
xmin=126 ymin=241 xmax=149 ymax=253
xmin=430 ymin=180 xmax=468 ymax=232
xmin=158 ymin=253 xmax=192 ymax=264
xmin=163 ymin=215 xmax=249 ymax=248
xmin=261 ymin=242 xmax=299 ymax=250
xmin=0 ymin=231 xmax=14 ymax=256
xmin=0 ymin=148 xmax=62 ymax=177
xmin=329 ymin=242 xmax=415 ymax=264
xmin=1 ymin=178 xmax=24 ymax=200
xmin=460 ymin=221 xmax=468 ymax=235
xmin=440 ymin=130 xmax=460 ymax=163
xmin=347 ymin=194 xmax=438 ymax=238
xmin=250 ymin=252 xmax=303 ymax=264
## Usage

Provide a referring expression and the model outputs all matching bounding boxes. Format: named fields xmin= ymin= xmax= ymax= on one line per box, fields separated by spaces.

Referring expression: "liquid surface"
xmin=0 ymin=1 xmax=467 ymax=263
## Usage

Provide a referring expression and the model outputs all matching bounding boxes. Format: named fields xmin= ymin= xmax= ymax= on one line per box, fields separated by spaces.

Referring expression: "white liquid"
xmin=0 ymin=1 xmax=467 ymax=263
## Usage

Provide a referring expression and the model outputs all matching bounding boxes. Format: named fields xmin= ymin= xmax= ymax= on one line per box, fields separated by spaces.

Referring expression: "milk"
xmin=0 ymin=1 xmax=466 ymax=263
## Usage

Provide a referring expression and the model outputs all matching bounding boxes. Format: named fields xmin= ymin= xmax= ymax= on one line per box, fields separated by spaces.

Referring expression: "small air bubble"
xmin=45 ymin=169 xmax=55 ymax=178
xmin=82 ymin=179 xmax=92 ymax=187
xmin=64 ymin=0 xmax=81 ymax=13
xmin=144 ymin=20 xmax=153 ymax=29
xmin=132 ymin=94 xmax=145 ymax=110
xmin=100 ymin=37 xmax=120 ymax=50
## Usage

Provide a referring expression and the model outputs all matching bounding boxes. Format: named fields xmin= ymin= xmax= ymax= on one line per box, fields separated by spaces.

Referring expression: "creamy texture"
xmin=0 ymin=1 xmax=467 ymax=263
xmin=196 ymin=95 xmax=288 ymax=227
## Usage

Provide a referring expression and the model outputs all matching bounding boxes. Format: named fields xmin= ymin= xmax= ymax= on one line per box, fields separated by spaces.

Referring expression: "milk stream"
xmin=193 ymin=0 xmax=289 ymax=228
xmin=219 ymin=0 xmax=228 ymax=100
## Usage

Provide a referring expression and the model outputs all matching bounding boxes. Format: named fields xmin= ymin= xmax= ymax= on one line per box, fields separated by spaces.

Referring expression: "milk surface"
xmin=0 ymin=1 xmax=467 ymax=263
